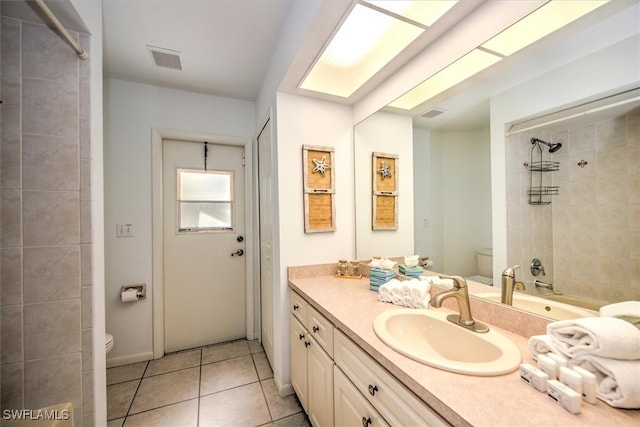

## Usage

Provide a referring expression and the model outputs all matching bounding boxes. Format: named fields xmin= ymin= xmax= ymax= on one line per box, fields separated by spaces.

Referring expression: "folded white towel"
xmin=570 ymin=355 xmax=640 ymax=409
xmin=528 ymin=335 xmax=554 ymax=361
xmin=600 ymin=301 xmax=640 ymax=318
xmin=600 ymin=301 xmax=640 ymax=328
xmin=547 ymin=317 xmax=640 ymax=360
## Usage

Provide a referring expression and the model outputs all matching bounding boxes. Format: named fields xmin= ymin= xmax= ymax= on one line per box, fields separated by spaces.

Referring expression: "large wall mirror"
xmin=354 ymin=1 xmax=640 ymax=316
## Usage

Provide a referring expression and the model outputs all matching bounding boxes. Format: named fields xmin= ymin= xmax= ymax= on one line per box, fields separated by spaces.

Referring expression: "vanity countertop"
xmin=288 ymin=272 xmax=640 ymax=427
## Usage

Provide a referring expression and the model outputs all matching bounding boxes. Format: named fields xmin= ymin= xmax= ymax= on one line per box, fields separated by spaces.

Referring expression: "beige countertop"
xmin=288 ymin=268 xmax=640 ymax=426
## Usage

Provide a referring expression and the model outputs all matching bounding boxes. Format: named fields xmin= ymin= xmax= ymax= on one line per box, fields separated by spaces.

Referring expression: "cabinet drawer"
xmin=290 ymin=290 xmax=308 ymax=326
xmin=334 ymin=330 xmax=449 ymax=427
xmin=335 ymin=365 xmax=389 ymax=427
xmin=308 ymin=305 xmax=334 ymax=357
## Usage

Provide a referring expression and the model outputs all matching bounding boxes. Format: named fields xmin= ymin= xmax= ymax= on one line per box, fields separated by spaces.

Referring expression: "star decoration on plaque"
xmin=312 ymin=155 xmax=331 ymax=176
xmin=377 ymin=161 xmax=392 ymax=180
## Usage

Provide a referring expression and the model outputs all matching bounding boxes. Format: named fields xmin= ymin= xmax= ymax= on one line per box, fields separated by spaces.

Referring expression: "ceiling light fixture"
xmin=388 ymin=49 xmax=502 ymax=110
xmin=388 ymin=0 xmax=610 ymax=111
xmin=299 ymin=1 xmax=458 ymax=98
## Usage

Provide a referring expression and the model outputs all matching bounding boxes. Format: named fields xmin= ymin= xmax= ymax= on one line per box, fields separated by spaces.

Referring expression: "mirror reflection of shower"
xmin=531 ymin=137 xmax=562 ymax=153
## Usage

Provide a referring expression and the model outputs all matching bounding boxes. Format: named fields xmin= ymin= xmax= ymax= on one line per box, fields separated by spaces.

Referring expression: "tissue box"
xmin=399 ymin=264 xmax=423 ymax=278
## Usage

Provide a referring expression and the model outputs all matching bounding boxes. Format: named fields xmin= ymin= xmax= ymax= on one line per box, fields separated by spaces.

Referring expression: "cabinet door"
xmin=290 ymin=316 xmax=309 ymax=412
xmin=308 ymin=337 xmax=334 ymax=427
xmin=335 ymin=366 xmax=389 ymax=427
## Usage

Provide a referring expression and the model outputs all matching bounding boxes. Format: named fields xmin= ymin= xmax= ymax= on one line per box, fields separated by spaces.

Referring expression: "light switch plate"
xmin=116 ymin=223 xmax=134 ymax=237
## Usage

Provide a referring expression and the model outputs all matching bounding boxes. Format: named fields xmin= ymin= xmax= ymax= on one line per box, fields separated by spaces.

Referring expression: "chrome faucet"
xmin=431 ymin=275 xmax=489 ymax=333
xmin=534 ymin=279 xmax=554 ymax=290
xmin=501 ymin=265 xmax=526 ymax=306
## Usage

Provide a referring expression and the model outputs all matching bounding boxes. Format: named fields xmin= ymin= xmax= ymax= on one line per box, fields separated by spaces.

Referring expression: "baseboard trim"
xmin=274 ymin=376 xmax=294 ymax=397
xmin=106 ymin=351 xmax=154 ymax=368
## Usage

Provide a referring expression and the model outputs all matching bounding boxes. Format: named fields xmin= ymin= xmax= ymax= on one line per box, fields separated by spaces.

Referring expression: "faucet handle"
xmin=502 ymin=265 xmax=520 ymax=278
xmin=438 ymin=274 xmax=467 ymax=289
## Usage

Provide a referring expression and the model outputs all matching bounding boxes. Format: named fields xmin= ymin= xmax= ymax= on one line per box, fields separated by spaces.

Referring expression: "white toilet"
xmin=105 ymin=333 xmax=114 ymax=354
xmin=467 ymin=248 xmax=493 ymax=285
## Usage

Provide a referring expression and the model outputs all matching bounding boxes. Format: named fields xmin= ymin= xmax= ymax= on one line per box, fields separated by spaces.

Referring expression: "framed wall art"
xmin=302 ymin=145 xmax=336 ymax=233
xmin=372 ymin=152 xmax=398 ymax=230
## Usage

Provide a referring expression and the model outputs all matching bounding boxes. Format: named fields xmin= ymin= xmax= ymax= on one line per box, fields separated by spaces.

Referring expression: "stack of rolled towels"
xmin=377 ymin=278 xmax=431 ymax=309
xmin=528 ymin=301 xmax=640 ymax=409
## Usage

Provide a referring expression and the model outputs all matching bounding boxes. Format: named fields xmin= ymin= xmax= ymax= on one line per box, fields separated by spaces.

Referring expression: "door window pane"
xmin=177 ymin=169 xmax=234 ymax=231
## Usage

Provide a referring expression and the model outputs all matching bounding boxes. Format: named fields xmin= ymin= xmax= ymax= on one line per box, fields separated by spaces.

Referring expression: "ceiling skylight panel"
xmin=388 ymin=49 xmax=502 ymax=110
xmin=366 ymin=0 xmax=458 ymax=26
xmin=481 ymin=0 xmax=609 ymax=56
xmin=299 ymin=3 xmax=424 ymax=98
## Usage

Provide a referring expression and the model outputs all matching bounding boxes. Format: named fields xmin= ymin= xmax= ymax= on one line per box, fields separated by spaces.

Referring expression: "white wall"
xmin=354 ymin=111 xmax=415 ymax=260
xmin=103 ymin=79 xmax=255 ymax=364
xmin=491 ymin=33 xmax=640 ymax=285
xmin=413 ymin=128 xmax=491 ymax=275
xmin=273 ymin=92 xmax=354 ymax=391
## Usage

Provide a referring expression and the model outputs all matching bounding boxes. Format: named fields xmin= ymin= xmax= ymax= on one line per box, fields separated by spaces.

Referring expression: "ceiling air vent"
xmin=421 ymin=109 xmax=445 ymax=119
xmin=147 ymin=45 xmax=182 ymax=70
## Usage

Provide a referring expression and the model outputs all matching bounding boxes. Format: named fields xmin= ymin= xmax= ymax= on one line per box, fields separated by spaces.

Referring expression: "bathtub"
xmin=541 ymin=293 xmax=607 ymax=312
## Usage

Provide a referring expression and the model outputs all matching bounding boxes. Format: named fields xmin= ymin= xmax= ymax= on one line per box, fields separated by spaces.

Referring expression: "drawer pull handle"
xmin=312 ymin=325 xmax=320 ymax=333
xmin=368 ymin=384 xmax=378 ymax=396
xmin=298 ymin=333 xmax=305 ymax=340
xmin=304 ymin=341 xmax=311 ymax=348
xmin=293 ymin=304 xmax=299 ymax=310
xmin=361 ymin=417 xmax=372 ymax=427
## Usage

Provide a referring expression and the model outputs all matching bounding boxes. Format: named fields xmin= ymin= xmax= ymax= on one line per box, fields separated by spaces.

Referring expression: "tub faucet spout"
xmin=431 ymin=275 xmax=489 ymax=333
xmin=501 ymin=265 xmax=526 ymax=306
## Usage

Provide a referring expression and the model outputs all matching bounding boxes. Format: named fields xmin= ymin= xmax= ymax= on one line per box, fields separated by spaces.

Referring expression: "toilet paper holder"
xmin=121 ymin=284 xmax=146 ymax=300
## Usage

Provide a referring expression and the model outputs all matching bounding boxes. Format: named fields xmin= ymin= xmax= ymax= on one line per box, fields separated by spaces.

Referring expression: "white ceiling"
xmin=101 ymin=0 xmax=295 ymax=101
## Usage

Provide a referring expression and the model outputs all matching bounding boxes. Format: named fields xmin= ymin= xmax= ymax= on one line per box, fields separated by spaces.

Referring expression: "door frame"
xmin=151 ymin=128 xmax=255 ymax=359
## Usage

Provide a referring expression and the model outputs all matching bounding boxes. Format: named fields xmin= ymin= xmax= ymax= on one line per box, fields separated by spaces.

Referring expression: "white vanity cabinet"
xmin=334 ymin=365 xmax=389 ymax=427
xmin=334 ymin=330 xmax=449 ymax=427
xmin=290 ymin=291 xmax=335 ymax=427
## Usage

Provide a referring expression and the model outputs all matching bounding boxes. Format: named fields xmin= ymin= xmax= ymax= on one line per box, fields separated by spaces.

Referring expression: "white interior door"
xmin=258 ymin=120 xmax=275 ymax=365
xmin=163 ymin=139 xmax=246 ymax=352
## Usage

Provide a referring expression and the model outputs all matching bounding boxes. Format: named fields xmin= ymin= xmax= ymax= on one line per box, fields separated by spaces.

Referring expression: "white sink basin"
xmin=476 ymin=292 xmax=597 ymax=320
xmin=373 ymin=309 xmax=521 ymax=376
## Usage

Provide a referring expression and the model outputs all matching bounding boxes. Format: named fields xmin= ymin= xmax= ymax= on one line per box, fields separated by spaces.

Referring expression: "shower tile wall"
xmin=506 ymin=110 xmax=640 ymax=303
xmin=1 ymin=13 xmax=94 ymax=426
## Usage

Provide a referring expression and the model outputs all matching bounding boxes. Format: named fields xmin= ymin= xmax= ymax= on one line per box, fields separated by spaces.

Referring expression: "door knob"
xmin=231 ymin=249 xmax=244 ymax=257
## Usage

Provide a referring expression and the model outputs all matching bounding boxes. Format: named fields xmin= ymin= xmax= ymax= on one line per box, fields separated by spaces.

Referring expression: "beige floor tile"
xmin=261 ymin=379 xmax=303 ymax=421
xmin=199 ymin=382 xmax=271 ymax=427
xmin=272 ymin=412 xmax=311 ymax=427
xmin=202 ymin=340 xmax=249 ymax=364
xmin=106 ymin=361 xmax=147 ymax=385
xmin=201 ymin=355 xmax=258 ymax=396
xmin=129 ymin=367 xmax=199 ymax=415
xmin=106 ymin=380 xmax=139 ymax=420
xmin=248 ymin=339 xmax=264 ymax=354
xmin=106 ymin=418 xmax=124 ymax=427
xmin=124 ymin=399 xmax=198 ymax=427
xmin=253 ymin=351 xmax=274 ymax=380
xmin=145 ymin=348 xmax=201 ymax=377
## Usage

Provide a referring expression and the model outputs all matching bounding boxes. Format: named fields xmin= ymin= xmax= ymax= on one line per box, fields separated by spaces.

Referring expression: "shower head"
xmin=531 ymin=138 xmax=562 ymax=153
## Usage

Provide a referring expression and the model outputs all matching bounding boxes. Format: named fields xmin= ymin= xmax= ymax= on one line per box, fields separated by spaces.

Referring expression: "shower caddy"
xmin=528 ymin=138 xmax=559 ymax=205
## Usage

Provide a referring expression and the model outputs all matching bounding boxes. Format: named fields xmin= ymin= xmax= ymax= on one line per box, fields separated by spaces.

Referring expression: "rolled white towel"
xmin=432 ymin=278 xmax=454 ymax=288
xmin=378 ymin=282 xmax=393 ymax=296
xmin=408 ymin=280 xmax=430 ymax=301
xmin=377 ymin=293 xmax=392 ymax=303
xmin=391 ymin=294 xmax=403 ymax=306
xmin=528 ymin=335 xmax=554 ymax=361
xmin=570 ymin=355 xmax=640 ymax=409
xmin=413 ymin=293 xmax=431 ymax=309
xmin=399 ymin=282 xmax=411 ymax=297
xmin=401 ymin=295 xmax=414 ymax=308
xmin=384 ymin=279 xmax=402 ymax=296
xmin=547 ymin=317 xmax=640 ymax=360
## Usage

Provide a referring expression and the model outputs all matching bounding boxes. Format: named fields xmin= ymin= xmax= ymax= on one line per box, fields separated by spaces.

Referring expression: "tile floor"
xmin=106 ymin=339 xmax=310 ymax=426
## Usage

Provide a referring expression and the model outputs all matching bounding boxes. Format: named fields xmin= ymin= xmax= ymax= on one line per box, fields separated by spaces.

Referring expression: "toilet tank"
xmin=476 ymin=248 xmax=493 ymax=277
